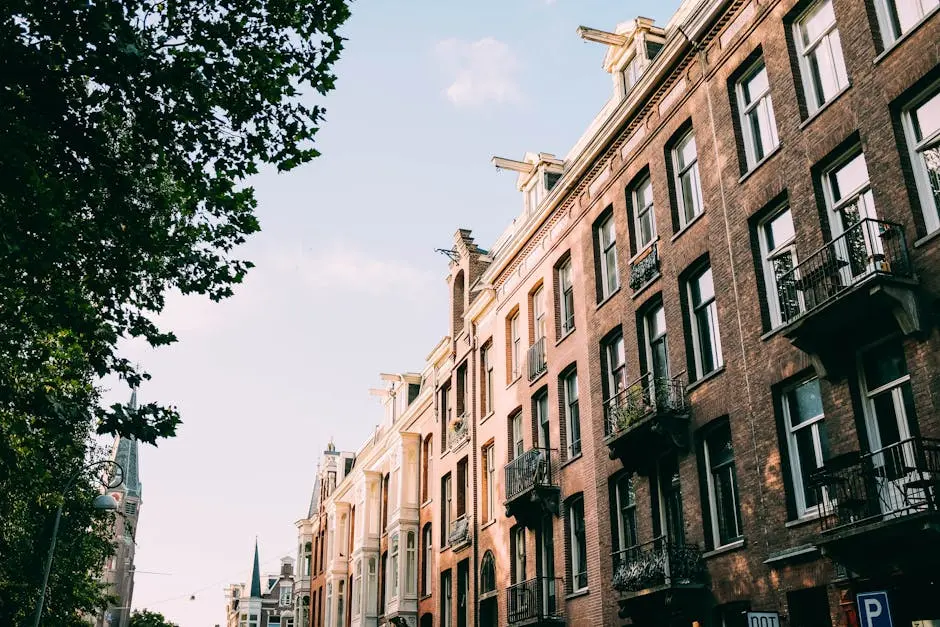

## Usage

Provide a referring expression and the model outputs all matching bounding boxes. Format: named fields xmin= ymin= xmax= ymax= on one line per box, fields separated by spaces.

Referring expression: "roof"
xmin=112 ymin=389 xmax=142 ymax=499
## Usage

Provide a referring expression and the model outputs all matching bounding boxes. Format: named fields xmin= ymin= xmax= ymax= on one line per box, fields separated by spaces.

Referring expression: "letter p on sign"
xmin=858 ymin=592 xmax=893 ymax=627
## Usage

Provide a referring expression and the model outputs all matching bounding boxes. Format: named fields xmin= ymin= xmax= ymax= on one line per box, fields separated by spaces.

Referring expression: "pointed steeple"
xmin=250 ymin=540 xmax=262 ymax=598
xmin=112 ymin=389 xmax=142 ymax=499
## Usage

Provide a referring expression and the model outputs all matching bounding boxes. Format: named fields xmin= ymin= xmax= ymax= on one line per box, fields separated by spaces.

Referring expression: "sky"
xmin=110 ymin=1 xmax=682 ymax=624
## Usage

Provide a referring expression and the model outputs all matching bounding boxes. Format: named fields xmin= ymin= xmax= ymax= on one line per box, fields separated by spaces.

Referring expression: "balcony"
xmin=447 ymin=514 xmax=472 ymax=550
xmin=613 ymin=537 xmax=706 ymax=621
xmin=777 ymin=218 xmax=922 ymax=377
xmin=603 ymin=374 xmax=690 ymax=473
xmin=527 ymin=337 xmax=547 ymax=381
xmin=506 ymin=577 xmax=564 ymax=626
xmin=504 ymin=448 xmax=560 ymax=525
xmin=810 ymin=437 xmax=940 ymax=575
xmin=629 ymin=242 xmax=660 ymax=290
xmin=447 ymin=415 xmax=469 ymax=450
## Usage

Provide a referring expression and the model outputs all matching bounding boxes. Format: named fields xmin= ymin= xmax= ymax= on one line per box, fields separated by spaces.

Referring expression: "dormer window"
xmin=624 ymin=55 xmax=643 ymax=91
xmin=526 ymin=181 xmax=543 ymax=214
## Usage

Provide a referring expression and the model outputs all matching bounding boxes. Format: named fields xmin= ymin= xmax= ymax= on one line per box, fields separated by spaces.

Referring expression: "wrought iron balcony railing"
xmin=776 ymin=218 xmax=912 ymax=326
xmin=448 ymin=514 xmax=471 ymax=548
xmin=603 ymin=374 xmax=688 ymax=438
xmin=527 ymin=337 xmax=547 ymax=381
xmin=504 ymin=448 xmax=558 ymax=502
xmin=506 ymin=577 xmax=563 ymax=624
xmin=447 ymin=415 xmax=469 ymax=450
xmin=612 ymin=536 xmax=705 ymax=593
xmin=629 ymin=242 xmax=660 ymax=290
xmin=811 ymin=437 xmax=940 ymax=534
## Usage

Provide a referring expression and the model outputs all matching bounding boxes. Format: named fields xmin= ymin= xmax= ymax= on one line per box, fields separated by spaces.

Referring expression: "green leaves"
xmin=129 ymin=609 xmax=181 ymax=627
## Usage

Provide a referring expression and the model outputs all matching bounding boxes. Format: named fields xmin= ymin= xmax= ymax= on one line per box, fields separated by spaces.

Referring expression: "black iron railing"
xmin=603 ymin=374 xmax=688 ymax=438
xmin=448 ymin=415 xmax=469 ymax=450
xmin=611 ymin=536 xmax=705 ymax=593
xmin=629 ymin=242 xmax=660 ymax=290
xmin=776 ymin=218 xmax=912 ymax=326
xmin=448 ymin=515 xmax=471 ymax=548
xmin=527 ymin=337 xmax=547 ymax=381
xmin=504 ymin=448 xmax=558 ymax=502
xmin=506 ymin=577 xmax=563 ymax=624
xmin=812 ymin=437 xmax=940 ymax=533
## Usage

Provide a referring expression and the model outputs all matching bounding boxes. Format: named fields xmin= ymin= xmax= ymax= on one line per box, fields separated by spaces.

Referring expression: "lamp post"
xmin=31 ymin=459 xmax=125 ymax=627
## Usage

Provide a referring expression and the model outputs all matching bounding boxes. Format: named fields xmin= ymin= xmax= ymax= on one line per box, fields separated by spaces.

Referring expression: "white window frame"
xmin=421 ymin=525 xmax=432 ymax=596
xmin=613 ymin=473 xmax=637 ymax=551
xmin=736 ymin=59 xmax=780 ymax=169
xmin=568 ymin=496 xmax=588 ymax=592
xmin=632 ymin=174 xmax=657 ymax=250
xmin=793 ymin=0 xmax=849 ymax=112
xmin=482 ymin=343 xmax=494 ymax=415
xmin=280 ymin=584 xmax=292 ymax=607
xmin=532 ymin=285 xmax=546 ymax=341
xmin=874 ymin=0 xmax=939 ymax=46
xmin=389 ymin=533 xmax=399 ymax=599
xmin=673 ymin=131 xmax=704 ymax=226
xmin=687 ymin=266 xmax=724 ymax=379
xmin=526 ymin=179 xmax=544 ymax=214
xmin=563 ymin=369 xmax=581 ymax=458
xmin=558 ymin=258 xmax=575 ymax=334
xmin=510 ymin=313 xmax=521 ymax=380
xmin=484 ymin=443 xmax=496 ymax=522
xmin=511 ymin=412 xmax=524 ymax=459
xmin=597 ymin=214 xmax=620 ymax=298
xmin=441 ymin=570 xmax=453 ymax=627
xmin=336 ymin=580 xmax=345 ymax=627
xmin=512 ymin=526 xmax=526 ymax=583
xmin=623 ymin=54 xmax=643 ymax=92
xmin=604 ymin=333 xmax=627 ymax=398
xmin=782 ymin=378 xmax=831 ymax=518
xmin=902 ymin=81 xmax=940 ymax=234
xmin=702 ymin=422 xmax=743 ymax=548
xmin=405 ymin=531 xmax=416 ymax=596
xmin=758 ymin=206 xmax=799 ymax=328
xmin=352 ymin=560 xmax=362 ymax=617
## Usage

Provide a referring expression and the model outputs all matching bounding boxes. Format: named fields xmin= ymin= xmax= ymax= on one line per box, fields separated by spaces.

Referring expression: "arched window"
xmin=480 ymin=551 xmax=496 ymax=595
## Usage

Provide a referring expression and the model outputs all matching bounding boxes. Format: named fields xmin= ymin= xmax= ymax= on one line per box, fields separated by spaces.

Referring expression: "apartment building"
xmin=225 ymin=546 xmax=296 ymax=627
xmin=298 ymin=0 xmax=940 ymax=625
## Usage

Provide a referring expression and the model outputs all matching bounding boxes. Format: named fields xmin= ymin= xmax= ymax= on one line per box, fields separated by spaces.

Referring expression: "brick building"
xmin=296 ymin=0 xmax=940 ymax=625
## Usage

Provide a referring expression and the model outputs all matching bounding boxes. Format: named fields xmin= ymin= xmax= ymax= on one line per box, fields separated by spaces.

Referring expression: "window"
xmin=378 ymin=553 xmax=387 ymax=614
xmin=534 ymin=391 xmax=550 ymax=449
xmin=672 ymin=130 xmax=703 ymax=227
xmin=352 ymin=560 xmax=361 ymax=617
xmin=326 ymin=582 xmax=333 ymax=626
xmin=367 ymin=557 xmax=377 ymax=615
xmin=511 ymin=526 xmax=526 ymax=583
xmin=793 ymin=0 xmax=848 ymax=112
xmin=902 ymin=83 xmax=940 ymax=233
xmin=687 ymin=265 xmax=723 ymax=379
xmin=611 ymin=474 xmax=637 ymax=554
xmin=509 ymin=312 xmax=521 ymax=381
xmin=440 ymin=384 xmax=451 ymax=444
xmin=702 ymin=420 xmax=743 ymax=547
xmin=736 ymin=59 xmax=779 ymax=169
xmin=280 ymin=584 xmax=292 ymax=606
xmin=603 ymin=331 xmax=627 ymax=398
xmin=874 ymin=0 xmax=938 ymax=45
xmin=567 ymin=495 xmax=588 ymax=591
xmin=421 ymin=435 xmax=433 ymax=503
xmin=596 ymin=212 xmax=620 ymax=299
xmin=441 ymin=570 xmax=453 ymax=627
xmin=441 ymin=474 xmax=452 ymax=546
xmin=482 ymin=443 xmax=496 ymax=522
xmin=389 ymin=533 xmax=399 ymax=599
xmin=643 ymin=303 xmax=670 ymax=383
xmin=823 ymin=151 xmax=876 ymax=240
xmin=421 ymin=524 xmax=432 ymax=596
xmin=787 ymin=587 xmax=833 ymax=627
xmin=456 ymin=362 xmax=468 ymax=417
xmin=510 ymin=411 xmax=524 ymax=459
xmin=456 ymin=456 xmax=468 ymax=518
xmin=532 ymin=285 xmax=547 ymax=342
xmin=624 ymin=55 xmax=643 ymax=91
xmin=480 ymin=551 xmax=497 ymax=597
xmin=558 ymin=257 xmax=575 ymax=334
xmin=631 ymin=175 xmax=657 ymax=250
xmin=405 ymin=531 xmax=416 ymax=596
xmin=758 ymin=206 xmax=798 ymax=327
xmin=381 ymin=473 xmax=390 ymax=532
xmin=481 ymin=342 xmax=494 ymax=416
xmin=562 ymin=369 xmax=581 ymax=458
xmin=268 ymin=616 xmax=281 ymax=626
xmin=782 ymin=378 xmax=830 ymax=518
xmin=457 ymin=560 xmax=469 ymax=627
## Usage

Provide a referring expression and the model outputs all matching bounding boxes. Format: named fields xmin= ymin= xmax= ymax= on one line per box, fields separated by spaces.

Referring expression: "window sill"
xmin=528 ymin=369 xmax=548 ymax=386
xmin=763 ymin=543 xmax=819 ymax=564
xmin=480 ymin=411 xmax=494 ymax=424
xmin=420 ymin=498 xmax=433 ymax=509
xmin=595 ymin=287 xmax=622 ymax=311
xmin=686 ymin=365 xmax=725 ymax=393
xmin=566 ymin=588 xmax=590 ymax=600
xmin=631 ymin=273 xmax=661 ymax=300
xmin=798 ymin=85 xmax=851 ymax=131
xmin=420 ymin=593 xmax=433 ymax=601
xmin=440 ymin=543 xmax=451 ymax=553
xmin=784 ymin=511 xmax=822 ymax=529
xmin=628 ymin=238 xmax=659 ymax=265
xmin=506 ymin=375 xmax=522 ymax=390
xmin=873 ymin=6 xmax=940 ymax=65
xmin=481 ymin=519 xmax=497 ymax=531
xmin=758 ymin=323 xmax=787 ymax=342
xmin=556 ymin=327 xmax=576 ymax=347
xmin=702 ymin=538 xmax=745 ymax=559
xmin=914 ymin=228 xmax=940 ymax=248
xmin=561 ymin=452 xmax=583 ymax=469
xmin=671 ymin=211 xmax=705 ymax=243
xmin=738 ymin=144 xmax=782 ymax=184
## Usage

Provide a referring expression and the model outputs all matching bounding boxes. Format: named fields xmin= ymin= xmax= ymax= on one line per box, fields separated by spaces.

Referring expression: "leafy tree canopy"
xmin=129 ymin=609 xmax=181 ymax=627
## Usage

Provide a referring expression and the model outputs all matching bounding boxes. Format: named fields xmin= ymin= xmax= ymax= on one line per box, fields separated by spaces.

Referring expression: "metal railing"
xmin=629 ymin=242 xmax=660 ymax=290
xmin=527 ymin=337 xmax=547 ymax=381
xmin=812 ymin=437 xmax=940 ymax=533
xmin=447 ymin=415 xmax=469 ymax=450
xmin=603 ymin=374 xmax=688 ymax=438
xmin=447 ymin=515 xmax=471 ymax=548
xmin=506 ymin=577 xmax=563 ymax=624
xmin=776 ymin=218 xmax=912 ymax=326
xmin=611 ymin=536 xmax=705 ymax=593
xmin=504 ymin=448 xmax=558 ymax=502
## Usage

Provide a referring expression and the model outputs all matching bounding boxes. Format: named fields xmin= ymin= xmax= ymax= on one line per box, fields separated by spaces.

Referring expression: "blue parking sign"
xmin=858 ymin=591 xmax=893 ymax=627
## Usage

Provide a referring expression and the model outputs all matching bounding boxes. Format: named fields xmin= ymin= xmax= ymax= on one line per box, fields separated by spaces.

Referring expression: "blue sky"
xmin=115 ymin=0 xmax=682 ymax=623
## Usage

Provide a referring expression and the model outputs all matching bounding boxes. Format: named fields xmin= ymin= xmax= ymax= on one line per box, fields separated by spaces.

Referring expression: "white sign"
xmin=747 ymin=611 xmax=781 ymax=627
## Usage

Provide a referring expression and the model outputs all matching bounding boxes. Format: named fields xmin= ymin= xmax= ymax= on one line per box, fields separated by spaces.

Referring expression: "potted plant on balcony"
xmin=612 ymin=382 xmax=649 ymax=432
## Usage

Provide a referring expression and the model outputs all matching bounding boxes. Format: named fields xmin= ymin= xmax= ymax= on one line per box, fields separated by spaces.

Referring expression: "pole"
xmin=31 ymin=500 xmax=65 ymax=627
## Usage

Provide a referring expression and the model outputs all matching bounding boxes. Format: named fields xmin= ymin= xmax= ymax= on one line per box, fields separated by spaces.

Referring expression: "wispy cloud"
xmin=434 ymin=37 xmax=523 ymax=107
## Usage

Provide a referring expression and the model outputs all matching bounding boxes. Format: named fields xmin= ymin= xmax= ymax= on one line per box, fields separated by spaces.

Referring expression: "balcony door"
xmin=823 ymin=152 xmax=883 ymax=285
xmin=644 ymin=304 xmax=670 ymax=404
xmin=537 ymin=515 xmax=556 ymax=617
xmin=652 ymin=454 xmax=685 ymax=547
xmin=535 ymin=393 xmax=550 ymax=450
xmin=859 ymin=342 xmax=920 ymax=517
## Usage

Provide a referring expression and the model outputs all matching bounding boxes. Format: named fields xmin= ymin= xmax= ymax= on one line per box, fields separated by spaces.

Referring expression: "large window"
xmin=421 ymin=435 xmax=433 ymax=503
xmin=793 ymin=0 xmax=848 ymax=112
xmin=902 ymin=83 xmax=940 ymax=234
xmin=567 ymin=495 xmax=588 ymax=591
xmin=280 ymin=584 xmax=292 ymax=606
xmin=390 ymin=533 xmax=399 ymax=599
xmin=352 ymin=560 xmax=361 ymax=617
xmin=874 ymin=0 xmax=938 ymax=46
xmin=510 ymin=411 xmax=524 ymax=459
xmin=456 ymin=456 xmax=468 ymax=518
xmin=534 ymin=391 xmax=550 ymax=449
xmin=509 ymin=312 xmax=521 ymax=381
xmin=480 ymin=551 xmax=497 ymax=597
xmin=631 ymin=175 xmax=657 ymax=250
xmin=511 ymin=526 xmax=526 ymax=583
xmin=823 ymin=151 xmax=875 ymax=233
xmin=673 ymin=130 xmax=703 ymax=227
xmin=532 ymin=285 xmax=547 ymax=342
xmin=558 ymin=257 xmax=575 ymax=335
xmin=702 ymin=420 xmax=743 ymax=547
xmin=596 ymin=213 xmax=620 ymax=299
xmin=441 ymin=570 xmax=452 ymax=627
xmin=421 ymin=524 xmax=432 ymax=596
xmin=782 ymin=377 xmax=830 ymax=518
xmin=736 ymin=58 xmax=779 ymax=169
xmin=611 ymin=473 xmax=637 ymax=555
xmin=562 ymin=369 xmax=581 ymax=458
xmin=405 ymin=530 xmax=416 ymax=596
xmin=482 ymin=443 xmax=496 ymax=522
xmin=481 ymin=342 xmax=494 ymax=416
xmin=441 ymin=473 xmax=452 ymax=547
xmin=336 ymin=580 xmax=345 ymax=627
xmin=603 ymin=331 xmax=627 ymax=398
xmin=643 ymin=303 xmax=670 ymax=382
xmin=787 ymin=587 xmax=833 ymax=627
xmin=687 ymin=265 xmax=723 ymax=379
xmin=758 ymin=206 xmax=798 ymax=327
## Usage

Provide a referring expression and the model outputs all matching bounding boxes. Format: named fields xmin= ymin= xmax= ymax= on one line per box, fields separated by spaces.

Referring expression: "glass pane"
xmin=696 ymin=308 xmax=716 ymax=373
xmin=639 ymin=211 xmax=654 ymax=245
xmin=677 ymin=133 xmax=697 ymax=170
xmin=914 ymin=90 xmax=940 ymax=140
xmin=714 ymin=466 xmax=741 ymax=543
xmin=809 ymin=43 xmax=839 ymax=104
xmin=831 ymin=153 xmax=870 ymax=202
xmin=649 ymin=305 xmax=666 ymax=338
xmin=748 ymin=108 xmax=766 ymax=161
xmin=863 ymin=342 xmax=908 ymax=389
xmin=873 ymin=392 xmax=902 ymax=447
xmin=795 ymin=426 xmax=821 ymax=508
xmin=692 ymin=267 xmax=715 ymax=306
xmin=708 ymin=424 xmax=735 ymax=467
xmin=680 ymin=170 xmax=699 ymax=222
xmin=892 ymin=0 xmax=930 ymax=33
xmin=606 ymin=250 xmax=619 ymax=292
xmin=800 ymin=0 xmax=836 ymax=46
xmin=744 ymin=65 xmax=769 ymax=104
xmin=789 ymin=379 xmax=824 ymax=426
xmin=637 ymin=177 xmax=653 ymax=207
xmin=765 ymin=208 xmax=795 ymax=250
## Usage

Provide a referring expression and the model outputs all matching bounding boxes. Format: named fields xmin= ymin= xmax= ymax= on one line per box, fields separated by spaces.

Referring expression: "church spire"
xmin=112 ymin=389 xmax=142 ymax=498
xmin=250 ymin=539 xmax=262 ymax=598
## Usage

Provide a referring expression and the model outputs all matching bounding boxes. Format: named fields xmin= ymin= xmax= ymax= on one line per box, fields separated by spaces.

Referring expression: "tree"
xmin=0 ymin=0 xmax=349 ymax=623
xmin=129 ymin=609 xmax=180 ymax=627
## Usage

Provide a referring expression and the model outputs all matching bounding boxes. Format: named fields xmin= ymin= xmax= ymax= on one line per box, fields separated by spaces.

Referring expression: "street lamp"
xmin=31 ymin=459 xmax=125 ymax=627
